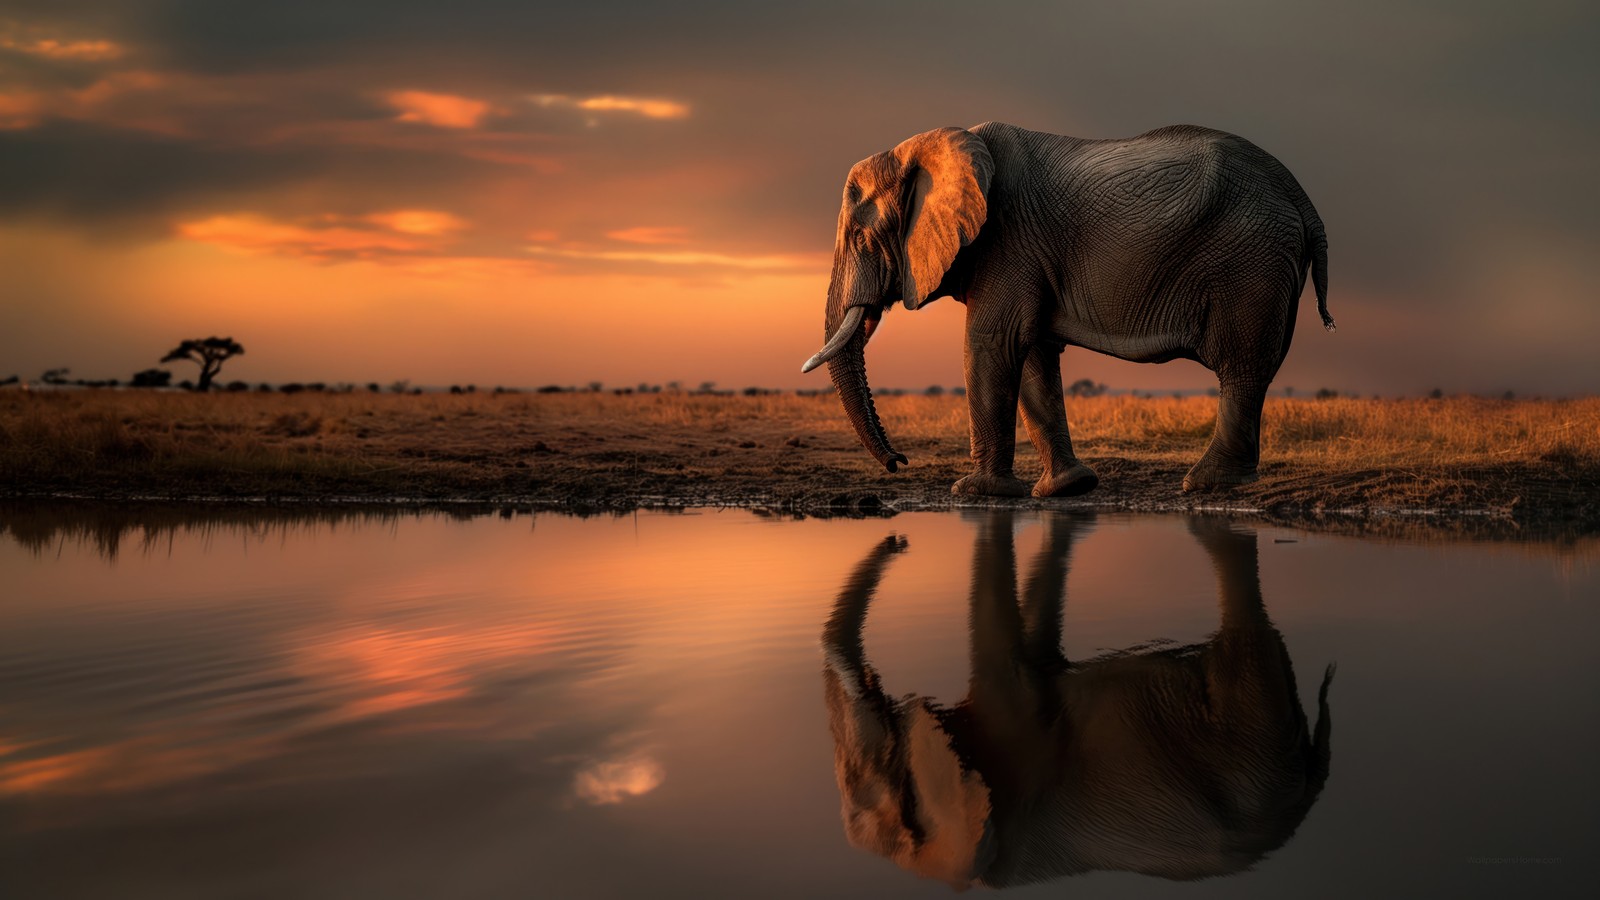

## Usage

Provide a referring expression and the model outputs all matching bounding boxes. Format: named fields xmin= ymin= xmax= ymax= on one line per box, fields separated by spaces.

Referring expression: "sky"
xmin=0 ymin=0 xmax=1596 ymax=395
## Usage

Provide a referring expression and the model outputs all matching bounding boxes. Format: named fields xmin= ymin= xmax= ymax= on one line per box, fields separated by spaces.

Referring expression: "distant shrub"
xmin=450 ymin=385 xmax=465 ymax=394
xmin=924 ymin=385 xmax=945 ymax=396
xmin=536 ymin=385 xmax=567 ymax=394
xmin=225 ymin=380 xmax=250 ymax=392
xmin=130 ymin=368 xmax=172 ymax=388
xmin=1067 ymin=378 xmax=1108 ymax=397
xmin=367 ymin=383 xmax=381 ymax=393
xmin=279 ymin=383 xmax=305 ymax=394
xmin=1316 ymin=388 xmax=1338 ymax=399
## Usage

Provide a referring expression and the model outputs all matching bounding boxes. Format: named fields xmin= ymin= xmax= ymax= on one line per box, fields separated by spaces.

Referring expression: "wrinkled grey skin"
xmin=822 ymin=511 xmax=1334 ymax=889
xmin=807 ymin=123 xmax=1333 ymax=496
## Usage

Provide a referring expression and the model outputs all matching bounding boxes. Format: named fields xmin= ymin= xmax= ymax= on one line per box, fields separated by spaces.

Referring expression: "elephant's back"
xmin=1065 ymin=126 xmax=1238 ymax=224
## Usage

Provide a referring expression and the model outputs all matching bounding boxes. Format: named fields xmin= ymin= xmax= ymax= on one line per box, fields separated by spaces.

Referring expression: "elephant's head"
xmin=821 ymin=533 xmax=994 ymax=889
xmin=823 ymin=667 xmax=993 ymax=890
xmin=800 ymin=127 xmax=993 ymax=472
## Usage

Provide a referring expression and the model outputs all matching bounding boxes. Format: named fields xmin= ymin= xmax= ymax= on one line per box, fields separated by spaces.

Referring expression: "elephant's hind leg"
xmin=1185 ymin=272 xmax=1295 ymax=493
xmin=1183 ymin=377 xmax=1268 ymax=492
xmin=1019 ymin=344 xmax=1098 ymax=497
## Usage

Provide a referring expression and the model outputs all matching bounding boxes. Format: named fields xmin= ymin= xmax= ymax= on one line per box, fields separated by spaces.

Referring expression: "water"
xmin=0 ymin=506 xmax=1594 ymax=898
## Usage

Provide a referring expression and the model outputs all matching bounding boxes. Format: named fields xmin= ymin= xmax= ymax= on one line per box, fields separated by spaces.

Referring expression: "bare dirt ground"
xmin=3 ymin=390 xmax=1597 ymax=541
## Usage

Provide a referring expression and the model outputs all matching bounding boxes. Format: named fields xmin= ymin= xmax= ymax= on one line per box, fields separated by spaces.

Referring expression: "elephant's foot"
xmin=952 ymin=471 xmax=1030 ymax=498
xmin=1033 ymin=461 xmax=1099 ymax=498
xmin=1181 ymin=458 xmax=1260 ymax=493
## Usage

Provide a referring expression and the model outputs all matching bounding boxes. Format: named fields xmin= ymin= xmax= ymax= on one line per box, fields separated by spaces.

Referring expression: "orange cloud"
xmin=606 ymin=226 xmax=688 ymax=245
xmin=458 ymin=147 xmax=564 ymax=172
xmin=388 ymin=90 xmax=490 ymax=129
xmin=0 ymin=69 xmax=166 ymax=131
xmin=0 ymin=89 xmax=42 ymax=129
xmin=0 ymin=32 xmax=123 ymax=61
xmin=390 ymin=256 xmax=548 ymax=281
xmin=72 ymin=69 xmax=164 ymax=105
xmin=526 ymin=244 xmax=826 ymax=271
xmin=177 ymin=213 xmax=426 ymax=259
xmin=366 ymin=209 xmax=468 ymax=236
xmin=530 ymin=93 xmax=690 ymax=120
xmin=0 ymin=744 xmax=115 ymax=794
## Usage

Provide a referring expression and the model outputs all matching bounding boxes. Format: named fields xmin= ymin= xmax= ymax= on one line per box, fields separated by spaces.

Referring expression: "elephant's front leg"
xmin=1019 ymin=344 xmax=1099 ymax=498
xmin=953 ymin=328 xmax=1029 ymax=497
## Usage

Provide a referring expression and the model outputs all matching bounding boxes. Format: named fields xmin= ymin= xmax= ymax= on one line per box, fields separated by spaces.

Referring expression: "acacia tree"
xmin=161 ymin=337 xmax=244 ymax=392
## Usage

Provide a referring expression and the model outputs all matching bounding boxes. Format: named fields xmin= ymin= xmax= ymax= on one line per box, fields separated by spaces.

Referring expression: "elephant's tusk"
xmin=801 ymin=306 xmax=866 ymax=373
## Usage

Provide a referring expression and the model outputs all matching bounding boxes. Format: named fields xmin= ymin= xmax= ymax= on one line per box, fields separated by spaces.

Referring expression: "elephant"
xmin=821 ymin=511 xmax=1334 ymax=889
xmin=800 ymin=123 xmax=1334 ymax=497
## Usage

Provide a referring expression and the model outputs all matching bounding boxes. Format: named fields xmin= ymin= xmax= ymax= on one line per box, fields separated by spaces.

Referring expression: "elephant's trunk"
xmin=827 ymin=329 xmax=907 ymax=473
xmin=807 ymin=241 xmax=908 ymax=473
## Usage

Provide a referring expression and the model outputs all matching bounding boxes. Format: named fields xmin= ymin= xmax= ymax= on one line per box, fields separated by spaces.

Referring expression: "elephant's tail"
xmin=1297 ymin=193 xmax=1335 ymax=333
xmin=1308 ymin=662 xmax=1335 ymax=792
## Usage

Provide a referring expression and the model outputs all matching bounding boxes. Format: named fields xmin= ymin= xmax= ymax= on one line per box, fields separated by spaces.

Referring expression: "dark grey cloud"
xmin=8 ymin=1 xmax=1595 ymax=252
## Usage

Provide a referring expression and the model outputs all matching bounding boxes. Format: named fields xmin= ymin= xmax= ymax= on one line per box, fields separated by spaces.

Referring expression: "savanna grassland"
xmin=2 ymin=389 xmax=1597 ymax=537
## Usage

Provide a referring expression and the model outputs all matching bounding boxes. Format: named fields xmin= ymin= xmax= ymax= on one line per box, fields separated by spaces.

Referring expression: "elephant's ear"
xmin=900 ymin=703 xmax=993 ymax=889
xmin=894 ymin=127 xmax=993 ymax=309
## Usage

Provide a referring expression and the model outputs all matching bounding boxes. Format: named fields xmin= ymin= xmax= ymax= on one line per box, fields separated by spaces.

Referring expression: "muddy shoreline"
xmin=5 ymin=469 xmax=1593 ymax=546
xmin=4 ymin=391 xmax=1597 ymax=543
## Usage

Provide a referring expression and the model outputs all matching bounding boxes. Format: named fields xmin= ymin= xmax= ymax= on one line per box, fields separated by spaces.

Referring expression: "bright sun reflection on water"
xmin=574 ymin=754 xmax=666 ymax=805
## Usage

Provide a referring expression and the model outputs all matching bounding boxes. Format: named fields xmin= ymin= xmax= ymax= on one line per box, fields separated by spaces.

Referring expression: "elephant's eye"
xmin=846 ymin=182 xmax=862 ymax=204
xmin=853 ymin=202 xmax=880 ymax=229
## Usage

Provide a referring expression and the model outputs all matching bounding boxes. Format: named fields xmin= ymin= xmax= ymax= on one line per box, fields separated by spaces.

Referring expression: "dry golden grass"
xmin=2 ymin=389 xmax=1597 ymax=535
xmin=1062 ymin=394 xmax=1600 ymax=467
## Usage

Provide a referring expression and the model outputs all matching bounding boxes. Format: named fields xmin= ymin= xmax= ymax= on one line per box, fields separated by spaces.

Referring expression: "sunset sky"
xmin=1 ymin=1 xmax=1595 ymax=395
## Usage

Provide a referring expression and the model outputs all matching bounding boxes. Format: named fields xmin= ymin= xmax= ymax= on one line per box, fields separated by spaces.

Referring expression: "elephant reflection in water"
xmin=822 ymin=512 xmax=1333 ymax=889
